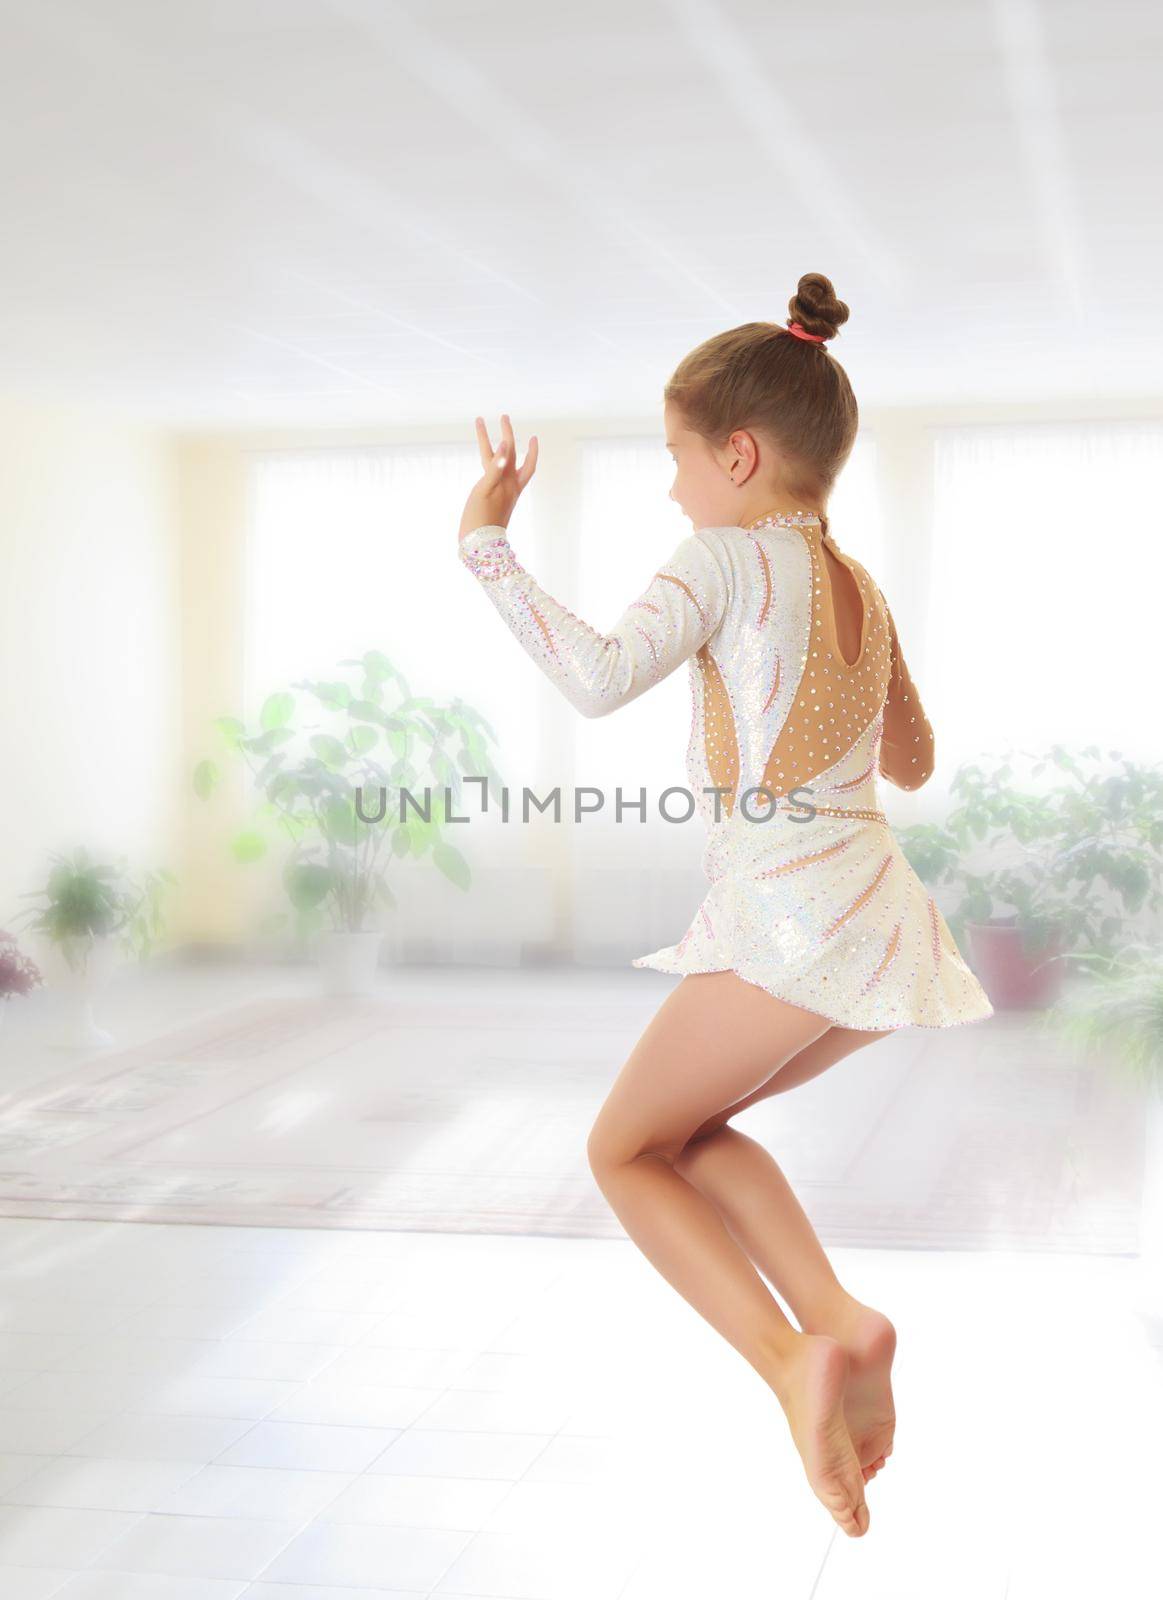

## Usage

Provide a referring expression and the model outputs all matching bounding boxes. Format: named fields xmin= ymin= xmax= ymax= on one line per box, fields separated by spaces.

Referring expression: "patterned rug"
xmin=0 ymin=992 xmax=1145 ymax=1252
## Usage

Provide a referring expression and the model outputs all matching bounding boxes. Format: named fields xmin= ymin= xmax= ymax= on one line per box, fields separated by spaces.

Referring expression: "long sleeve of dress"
xmin=879 ymin=603 xmax=935 ymax=790
xmin=458 ymin=523 xmax=732 ymax=718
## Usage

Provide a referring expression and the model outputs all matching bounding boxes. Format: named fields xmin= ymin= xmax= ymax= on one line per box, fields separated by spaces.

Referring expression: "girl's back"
xmin=685 ymin=513 xmax=933 ymax=830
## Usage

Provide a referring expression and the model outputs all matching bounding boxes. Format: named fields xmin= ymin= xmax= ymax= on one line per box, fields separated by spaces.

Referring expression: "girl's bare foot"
xmin=821 ymin=1295 xmax=897 ymax=1474
xmin=769 ymin=1332 xmax=870 ymax=1538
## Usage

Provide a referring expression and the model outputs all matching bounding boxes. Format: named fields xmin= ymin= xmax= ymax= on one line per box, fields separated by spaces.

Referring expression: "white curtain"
xmin=245 ymin=443 xmax=543 ymax=778
xmin=928 ymin=421 xmax=1163 ymax=771
xmin=244 ymin=444 xmax=552 ymax=964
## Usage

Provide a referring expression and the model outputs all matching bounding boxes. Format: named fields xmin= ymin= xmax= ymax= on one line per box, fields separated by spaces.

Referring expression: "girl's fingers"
xmin=517 ymin=434 xmax=538 ymax=489
xmin=475 ymin=413 xmax=535 ymax=486
xmin=475 ymin=415 xmax=509 ymax=475
xmin=474 ymin=416 xmax=494 ymax=469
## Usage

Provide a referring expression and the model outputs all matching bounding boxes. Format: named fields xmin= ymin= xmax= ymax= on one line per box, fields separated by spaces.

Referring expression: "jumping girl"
xmin=456 ymin=272 xmax=993 ymax=1539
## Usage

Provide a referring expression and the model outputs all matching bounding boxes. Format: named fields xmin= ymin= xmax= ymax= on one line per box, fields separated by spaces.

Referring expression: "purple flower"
xmin=0 ymin=930 xmax=44 ymax=1000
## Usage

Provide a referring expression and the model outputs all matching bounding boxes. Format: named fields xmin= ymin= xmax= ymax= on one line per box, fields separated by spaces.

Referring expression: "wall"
xmin=0 ymin=397 xmax=180 ymax=976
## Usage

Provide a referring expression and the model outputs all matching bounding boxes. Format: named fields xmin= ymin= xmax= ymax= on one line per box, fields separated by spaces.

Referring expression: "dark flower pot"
xmin=965 ymin=918 xmax=1064 ymax=1010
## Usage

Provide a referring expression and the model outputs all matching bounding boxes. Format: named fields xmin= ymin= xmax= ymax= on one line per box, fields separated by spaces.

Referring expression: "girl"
xmin=457 ymin=272 xmax=993 ymax=1540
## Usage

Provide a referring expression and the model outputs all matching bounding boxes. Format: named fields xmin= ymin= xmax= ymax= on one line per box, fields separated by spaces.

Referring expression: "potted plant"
xmin=897 ymin=745 xmax=1163 ymax=1009
xmin=9 ymin=847 xmax=176 ymax=1048
xmin=1044 ymin=942 xmax=1163 ymax=1336
xmin=193 ymin=649 xmax=502 ymax=996
xmin=0 ymin=930 xmax=44 ymax=1035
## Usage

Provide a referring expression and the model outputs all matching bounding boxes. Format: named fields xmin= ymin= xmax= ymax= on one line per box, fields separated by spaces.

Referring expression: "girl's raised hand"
xmin=458 ymin=414 xmax=538 ymax=540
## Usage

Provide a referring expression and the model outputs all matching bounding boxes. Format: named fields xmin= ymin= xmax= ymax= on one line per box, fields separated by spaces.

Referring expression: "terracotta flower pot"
xmin=965 ymin=918 xmax=1064 ymax=1010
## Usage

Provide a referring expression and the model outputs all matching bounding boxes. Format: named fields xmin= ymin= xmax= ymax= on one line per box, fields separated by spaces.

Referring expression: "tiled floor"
xmin=0 ymin=1219 xmax=1161 ymax=1598
xmin=0 ymin=961 xmax=1159 ymax=1595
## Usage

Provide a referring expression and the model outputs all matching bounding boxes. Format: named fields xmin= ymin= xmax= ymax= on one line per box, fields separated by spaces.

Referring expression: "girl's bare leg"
xmin=586 ymin=971 xmax=871 ymax=1538
xmin=673 ymin=1025 xmax=898 ymax=1476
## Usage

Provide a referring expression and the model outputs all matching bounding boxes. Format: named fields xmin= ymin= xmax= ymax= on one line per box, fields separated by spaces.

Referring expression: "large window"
xmin=244 ymin=443 xmax=541 ymax=783
xmin=928 ymin=422 xmax=1163 ymax=769
xmin=244 ymin=443 xmax=554 ymax=961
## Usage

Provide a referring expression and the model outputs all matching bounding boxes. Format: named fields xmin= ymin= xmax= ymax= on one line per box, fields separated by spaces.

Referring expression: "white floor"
xmin=0 ymin=962 xmax=1160 ymax=1596
xmin=0 ymin=1219 xmax=1161 ymax=1599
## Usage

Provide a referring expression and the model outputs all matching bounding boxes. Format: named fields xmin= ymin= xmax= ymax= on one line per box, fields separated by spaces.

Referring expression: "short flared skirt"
xmin=630 ymin=812 xmax=994 ymax=1032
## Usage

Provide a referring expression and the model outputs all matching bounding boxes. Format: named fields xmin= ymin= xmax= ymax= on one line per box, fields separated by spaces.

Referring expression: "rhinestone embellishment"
xmin=745 ymin=510 xmax=825 ymax=531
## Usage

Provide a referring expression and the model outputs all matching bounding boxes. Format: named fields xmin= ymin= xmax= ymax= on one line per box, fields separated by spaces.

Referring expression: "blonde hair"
xmin=664 ymin=272 xmax=858 ymax=504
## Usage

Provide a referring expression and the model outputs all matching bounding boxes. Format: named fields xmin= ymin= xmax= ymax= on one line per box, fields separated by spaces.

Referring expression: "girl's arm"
xmin=879 ymin=604 xmax=935 ymax=789
xmin=458 ymin=523 xmax=732 ymax=718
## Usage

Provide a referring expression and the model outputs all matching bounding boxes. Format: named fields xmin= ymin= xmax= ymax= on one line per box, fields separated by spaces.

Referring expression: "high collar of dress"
xmin=744 ymin=510 xmax=831 ymax=543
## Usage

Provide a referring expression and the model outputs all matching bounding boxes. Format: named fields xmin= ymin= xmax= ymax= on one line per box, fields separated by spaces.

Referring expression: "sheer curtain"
xmin=245 ymin=441 xmax=547 ymax=780
xmin=927 ymin=422 xmax=1163 ymax=772
xmin=244 ymin=444 xmax=549 ymax=962
xmin=568 ymin=432 xmax=883 ymax=960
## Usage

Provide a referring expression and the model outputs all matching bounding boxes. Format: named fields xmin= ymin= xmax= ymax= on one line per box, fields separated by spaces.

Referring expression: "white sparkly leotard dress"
xmin=458 ymin=511 xmax=993 ymax=1031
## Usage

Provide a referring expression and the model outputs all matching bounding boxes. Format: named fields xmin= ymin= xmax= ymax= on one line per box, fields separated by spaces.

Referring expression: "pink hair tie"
xmin=786 ymin=322 xmax=827 ymax=343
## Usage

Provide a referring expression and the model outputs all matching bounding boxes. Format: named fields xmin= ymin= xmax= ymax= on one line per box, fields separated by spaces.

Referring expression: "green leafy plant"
xmin=193 ymin=649 xmax=503 ymax=939
xmin=1043 ymin=942 xmax=1163 ymax=1092
xmin=896 ymin=744 xmax=1163 ymax=972
xmin=10 ymin=847 xmax=176 ymax=971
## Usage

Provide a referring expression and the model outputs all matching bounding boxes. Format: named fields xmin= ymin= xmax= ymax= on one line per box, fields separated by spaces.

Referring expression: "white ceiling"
xmin=1 ymin=0 xmax=1160 ymax=427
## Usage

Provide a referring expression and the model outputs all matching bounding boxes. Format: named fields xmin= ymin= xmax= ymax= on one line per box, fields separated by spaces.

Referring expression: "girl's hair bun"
xmin=787 ymin=272 xmax=850 ymax=342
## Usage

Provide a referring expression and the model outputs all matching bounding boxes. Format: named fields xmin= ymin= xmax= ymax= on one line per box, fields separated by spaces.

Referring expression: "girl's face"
xmin=664 ymin=402 xmax=764 ymax=530
xmin=664 ymin=403 xmax=823 ymax=531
